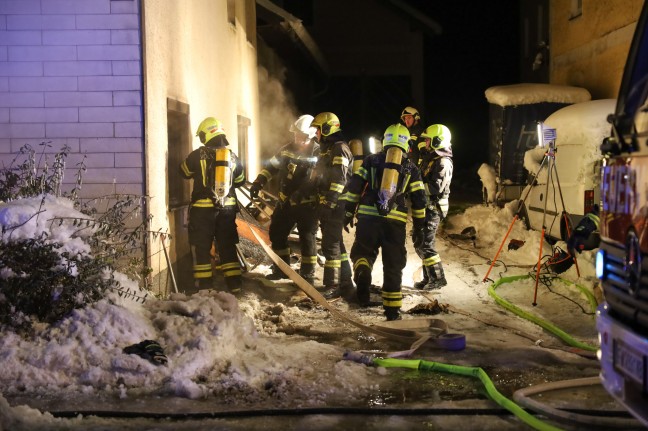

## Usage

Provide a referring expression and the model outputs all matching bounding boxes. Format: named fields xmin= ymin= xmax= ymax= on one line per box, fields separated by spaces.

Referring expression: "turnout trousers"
xmin=350 ymin=216 xmax=407 ymax=310
xmin=268 ymin=202 xmax=319 ymax=278
xmin=415 ymin=206 xmax=445 ymax=281
xmin=319 ymin=203 xmax=352 ymax=288
xmin=188 ymin=206 xmax=242 ymax=291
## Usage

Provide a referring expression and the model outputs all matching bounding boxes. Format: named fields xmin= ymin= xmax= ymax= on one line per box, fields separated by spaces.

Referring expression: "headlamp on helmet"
xmin=311 ymin=112 xmax=341 ymax=137
xmin=382 ymin=123 xmax=410 ymax=153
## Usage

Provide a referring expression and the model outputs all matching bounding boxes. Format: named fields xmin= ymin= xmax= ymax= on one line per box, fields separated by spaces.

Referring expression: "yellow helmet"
xmin=311 ymin=112 xmax=341 ymax=136
xmin=382 ymin=123 xmax=410 ymax=152
xmin=421 ymin=124 xmax=451 ymax=150
xmin=400 ymin=106 xmax=420 ymax=122
xmin=196 ymin=117 xmax=225 ymax=144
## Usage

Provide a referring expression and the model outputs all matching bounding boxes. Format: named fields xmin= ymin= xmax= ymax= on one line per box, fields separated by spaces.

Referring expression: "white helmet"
xmin=290 ymin=114 xmax=316 ymax=138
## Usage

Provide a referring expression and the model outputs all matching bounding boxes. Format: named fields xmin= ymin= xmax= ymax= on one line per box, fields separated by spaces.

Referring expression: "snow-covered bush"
xmin=0 ymin=144 xmax=152 ymax=334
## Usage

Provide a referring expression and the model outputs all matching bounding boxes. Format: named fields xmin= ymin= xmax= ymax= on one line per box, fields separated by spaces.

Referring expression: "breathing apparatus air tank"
xmin=213 ymin=147 xmax=232 ymax=207
xmin=377 ymin=146 xmax=403 ymax=216
xmin=349 ymin=139 xmax=364 ymax=173
xmin=376 ymin=123 xmax=410 ymax=216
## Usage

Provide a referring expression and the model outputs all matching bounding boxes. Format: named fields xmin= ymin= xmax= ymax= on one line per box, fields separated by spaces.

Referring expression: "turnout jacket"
xmin=254 ymin=141 xmax=320 ymax=204
xmin=344 ymin=150 xmax=427 ymax=225
xmin=406 ymin=121 xmax=426 ymax=166
xmin=180 ymin=142 xmax=245 ymax=209
xmin=419 ymin=147 xmax=453 ymax=217
xmin=310 ymin=132 xmax=353 ymax=207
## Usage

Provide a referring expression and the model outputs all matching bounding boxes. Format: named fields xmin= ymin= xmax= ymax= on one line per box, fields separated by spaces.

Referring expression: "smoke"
xmin=257 ymin=66 xmax=298 ymax=160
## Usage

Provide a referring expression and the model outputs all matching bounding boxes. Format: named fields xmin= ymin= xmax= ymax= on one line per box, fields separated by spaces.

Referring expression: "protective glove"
xmin=343 ymin=211 xmax=355 ymax=233
xmin=290 ymin=190 xmax=302 ymax=205
xmin=321 ymin=199 xmax=337 ymax=210
xmin=411 ymin=226 xmax=425 ymax=251
xmin=249 ymin=182 xmax=262 ymax=199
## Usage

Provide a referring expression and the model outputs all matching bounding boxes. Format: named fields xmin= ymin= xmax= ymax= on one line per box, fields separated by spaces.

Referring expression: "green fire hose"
xmin=487 ymin=274 xmax=598 ymax=352
xmin=344 ymin=352 xmax=565 ymax=431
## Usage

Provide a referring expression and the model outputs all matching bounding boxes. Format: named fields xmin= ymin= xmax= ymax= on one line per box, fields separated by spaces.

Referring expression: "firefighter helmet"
xmin=382 ymin=123 xmax=410 ymax=153
xmin=311 ymin=112 xmax=341 ymax=136
xmin=421 ymin=124 xmax=452 ymax=150
xmin=400 ymin=106 xmax=420 ymax=122
xmin=290 ymin=114 xmax=316 ymax=138
xmin=196 ymin=117 xmax=225 ymax=144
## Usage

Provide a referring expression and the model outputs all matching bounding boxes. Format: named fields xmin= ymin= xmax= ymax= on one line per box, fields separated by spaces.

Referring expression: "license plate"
xmin=614 ymin=340 xmax=645 ymax=386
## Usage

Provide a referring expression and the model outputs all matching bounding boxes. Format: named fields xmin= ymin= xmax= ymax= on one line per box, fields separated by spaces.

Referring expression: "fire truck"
xmin=596 ymin=1 xmax=648 ymax=426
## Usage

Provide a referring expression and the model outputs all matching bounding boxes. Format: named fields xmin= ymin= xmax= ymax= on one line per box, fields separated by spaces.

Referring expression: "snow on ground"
xmin=0 ymin=195 xmax=602 ymax=430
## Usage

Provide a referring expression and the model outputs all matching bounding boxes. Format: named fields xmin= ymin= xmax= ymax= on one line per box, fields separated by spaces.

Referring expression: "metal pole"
xmin=551 ymin=159 xmax=581 ymax=277
xmin=161 ymin=234 xmax=179 ymax=294
xmin=532 ymin=140 xmax=558 ymax=306
xmin=482 ymin=154 xmax=550 ymax=283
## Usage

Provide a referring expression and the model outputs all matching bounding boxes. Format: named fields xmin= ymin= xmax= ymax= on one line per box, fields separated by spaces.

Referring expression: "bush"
xmin=0 ymin=143 xmax=154 ymax=334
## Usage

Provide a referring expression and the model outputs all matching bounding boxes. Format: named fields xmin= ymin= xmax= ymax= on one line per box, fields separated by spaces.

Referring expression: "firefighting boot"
xmin=267 ymin=249 xmax=291 ymax=280
xmin=196 ymin=277 xmax=213 ymax=290
xmin=299 ymin=260 xmax=317 ymax=285
xmin=426 ymin=262 xmax=447 ymax=290
xmin=226 ymin=276 xmax=243 ymax=294
xmin=354 ymin=266 xmax=372 ymax=307
xmin=384 ymin=306 xmax=402 ymax=321
xmin=267 ymin=265 xmax=288 ymax=281
xmin=321 ymin=264 xmax=340 ymax=299
xmin=413 ymin=268 xmax=430 ymax=289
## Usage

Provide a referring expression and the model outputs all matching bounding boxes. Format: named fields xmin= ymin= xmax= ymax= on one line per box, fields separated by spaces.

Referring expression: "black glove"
xmin=343 ymin=211 xmax=355 ymax=233
xmin=290 ymin=189 xmax=303 ymax=205
xmin=412 ymin=226 xmax=424 ymax=251
xmin=249 ymin=182 xmax=262 ymax=199
xmin=123 ymin=339 xmax=168 ymax=366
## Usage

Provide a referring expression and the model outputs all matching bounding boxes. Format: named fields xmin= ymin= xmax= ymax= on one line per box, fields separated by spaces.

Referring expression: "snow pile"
xmin=0 ymin=197 xmax=375 ymax=412
xmin=0 ymin=194 xmax=601 ymax=429
xmin=484 ymin=83 xmax=591 ymax=107
xmin=0 ymin=195 xmax=93 ymax=255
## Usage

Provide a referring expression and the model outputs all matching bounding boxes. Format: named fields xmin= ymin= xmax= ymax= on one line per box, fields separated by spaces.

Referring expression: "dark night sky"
xmin=418 ymin=2 xmax=520 ymax=176
xmin=280 ymin=1 xmax=520 ymax=194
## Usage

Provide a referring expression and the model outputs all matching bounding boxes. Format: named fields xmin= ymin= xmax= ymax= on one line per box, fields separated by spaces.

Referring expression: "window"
xmin=167 ymin=99 xmax=192 ymax=210
xmin=245 ymin=0 xmax=256 ymax=45
xmin=237 ymin=115 xmax=251 ymax=181
xmin=227 ymin=0 xmax=235 ymax=26
xmin=570 ymin=0 xmax=582 ymax=19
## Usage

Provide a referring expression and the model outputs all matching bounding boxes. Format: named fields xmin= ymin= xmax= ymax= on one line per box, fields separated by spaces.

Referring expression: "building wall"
xmin=142 ymin=0 xmax=260 ymax=288
xmin=550 ymin=0 xmax=644 ymax=98
xmin=0 ymin=0 xmax=144 ymax=197
xmin=0 ymin=0 xmax=261 ymax=292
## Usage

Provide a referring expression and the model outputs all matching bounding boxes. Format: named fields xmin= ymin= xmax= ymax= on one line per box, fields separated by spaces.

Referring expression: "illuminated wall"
xmin=143 ymin=0 xmax=260 ymax=287
xmin=550 ymin=0 xmax=644 ymax=98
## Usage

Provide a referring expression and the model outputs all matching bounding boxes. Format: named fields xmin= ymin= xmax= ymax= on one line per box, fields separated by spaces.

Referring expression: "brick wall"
xmin=0 ymin=0 xmax=144 ymax=198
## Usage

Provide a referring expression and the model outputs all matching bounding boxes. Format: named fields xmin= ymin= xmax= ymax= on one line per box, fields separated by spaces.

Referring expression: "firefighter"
xmin=344 ymin=123 xmax=427 ymax=320
xmin=180 ymin=117 xmax=246 ymax=293
xmin=567 ymin=204 xmax=600 ymax=255
xmin=400 ymin=106 xmax=425 ymax=165
xmin=249 ymin=115 xmax=320 ymax=284
xmin=414 ymin=124 xmax=453 ymax=290
xmin=308 ymin=112 xmax=354 ymax=299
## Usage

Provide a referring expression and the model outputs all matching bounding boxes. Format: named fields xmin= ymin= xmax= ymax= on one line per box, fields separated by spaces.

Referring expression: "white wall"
xmin=142 ymin=0 xmax=260 ymax=280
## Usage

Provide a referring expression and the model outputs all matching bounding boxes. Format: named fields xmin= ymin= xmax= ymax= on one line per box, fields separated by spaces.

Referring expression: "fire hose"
xmin=487 ymin=274 xmax=598 ymax=352
xmin=343 ymin=352 xmax=565 ymax=431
